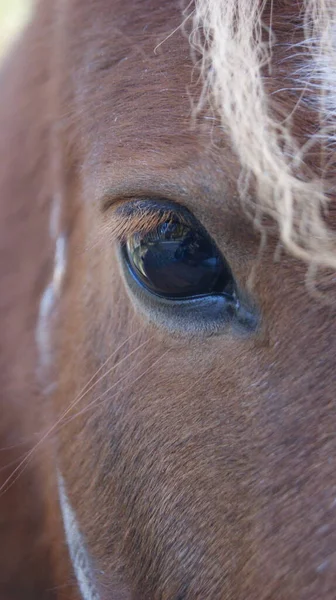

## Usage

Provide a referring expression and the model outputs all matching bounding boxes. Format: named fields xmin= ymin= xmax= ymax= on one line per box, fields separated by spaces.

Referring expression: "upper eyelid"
xmin=99 ymin=176 xmax=191 ymax=212
xmin=102 ymin=198 xmax=194 ymax=241
xmin=111 ymin=197 xmax=186 ymax=218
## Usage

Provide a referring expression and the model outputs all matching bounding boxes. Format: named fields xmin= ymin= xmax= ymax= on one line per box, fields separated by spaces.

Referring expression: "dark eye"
xmin=123 ymin=218 xmax=235 ymax=300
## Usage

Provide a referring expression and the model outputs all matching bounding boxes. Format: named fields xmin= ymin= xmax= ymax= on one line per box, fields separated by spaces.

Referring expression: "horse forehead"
xmin=70 ymin=24 xmax=242 ymax=214
xmin=74 ymin=39 xmax=199 ymax=151
xmin=64 ymin=2 xmax=312 ymax=200
xmin=71 ymin=28 xmax=241 ymax=216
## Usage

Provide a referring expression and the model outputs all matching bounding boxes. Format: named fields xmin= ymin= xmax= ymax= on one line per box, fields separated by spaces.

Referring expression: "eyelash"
xmin=103 ymin=199 xmax=193 ymax=243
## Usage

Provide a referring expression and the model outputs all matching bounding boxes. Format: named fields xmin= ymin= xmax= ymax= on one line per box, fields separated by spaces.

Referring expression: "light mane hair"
xmin=189 ymin=0 xmax=336 ymax=269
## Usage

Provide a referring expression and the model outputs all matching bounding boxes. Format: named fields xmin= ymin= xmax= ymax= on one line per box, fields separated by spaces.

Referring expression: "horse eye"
xmin=123 ymin=218 xmax=235 ymax=300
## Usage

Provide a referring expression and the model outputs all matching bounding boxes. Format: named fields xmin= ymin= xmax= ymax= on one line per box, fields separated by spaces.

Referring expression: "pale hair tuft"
xmin=188 ymin=0 xmax=336 ymax=268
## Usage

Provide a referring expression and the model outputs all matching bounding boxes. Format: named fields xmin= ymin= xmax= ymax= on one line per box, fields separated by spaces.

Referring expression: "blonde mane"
xmin=189 ymin=0 xmax=336 ymax=268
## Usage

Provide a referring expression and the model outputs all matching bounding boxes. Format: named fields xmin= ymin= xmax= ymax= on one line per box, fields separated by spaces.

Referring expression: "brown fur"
xmin=0 ymin=1 xmax=335 ymax=599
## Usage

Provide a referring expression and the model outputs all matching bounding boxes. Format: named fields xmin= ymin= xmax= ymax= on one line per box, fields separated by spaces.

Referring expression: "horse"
xmin=0 ymin=0 xmax=335 ymax=598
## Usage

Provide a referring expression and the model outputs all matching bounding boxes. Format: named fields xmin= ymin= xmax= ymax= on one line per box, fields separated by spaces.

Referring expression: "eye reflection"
xmin=123 ymin=218 xmax=235 ymax=300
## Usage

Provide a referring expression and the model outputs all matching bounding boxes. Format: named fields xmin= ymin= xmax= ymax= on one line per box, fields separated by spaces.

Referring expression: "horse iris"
xmin=124 ymin=219 xmax=233 ymax=299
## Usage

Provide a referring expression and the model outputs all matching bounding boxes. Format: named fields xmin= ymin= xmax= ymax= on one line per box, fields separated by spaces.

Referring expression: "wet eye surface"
xmin=116 ymin=200 xmax=258 ymax=335
xmin=123 ymin=219 xmax=234 ymax=300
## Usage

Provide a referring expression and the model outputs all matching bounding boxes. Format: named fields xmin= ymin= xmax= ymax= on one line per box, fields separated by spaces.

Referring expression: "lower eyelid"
xmin=117 ymin=245 xmax=259 ymax=336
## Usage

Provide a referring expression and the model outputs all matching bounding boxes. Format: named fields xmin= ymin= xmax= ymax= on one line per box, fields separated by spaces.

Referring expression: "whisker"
xmin=61 ymin=328 xmax=143 ymax=403
xmin=56 ymin=336 xmax=154 ymax=428
xmin=0 ymin=453 xmax=32 ymax=474
xmin=1 ymin=330 xmax=144 ymax=451
xmin=60 ymin=348 xmax=170 ymax=429
xmin=0 ymin=334 xmax=153 ymax=496
xmin=0 ymin=438 xmax=36 ymax=452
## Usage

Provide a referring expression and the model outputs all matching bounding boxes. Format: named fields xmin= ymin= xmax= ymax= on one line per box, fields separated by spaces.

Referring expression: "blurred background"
xmin=0 ymin=0 xmax=32 ymax=59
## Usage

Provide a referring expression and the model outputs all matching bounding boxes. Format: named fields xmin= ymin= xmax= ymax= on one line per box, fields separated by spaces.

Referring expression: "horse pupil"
xmin=125 ymin=220 xmax=231 ymax=299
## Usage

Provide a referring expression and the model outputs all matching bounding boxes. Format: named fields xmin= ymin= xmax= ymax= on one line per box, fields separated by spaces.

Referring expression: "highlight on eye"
xmin=123 ymin=216 xmax=234 ymax=300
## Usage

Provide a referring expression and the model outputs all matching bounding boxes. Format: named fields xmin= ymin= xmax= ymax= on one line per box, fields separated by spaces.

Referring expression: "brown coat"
xmin=0 ymin=1 xmax=335 ymax=599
